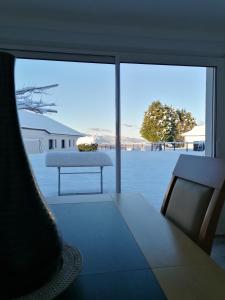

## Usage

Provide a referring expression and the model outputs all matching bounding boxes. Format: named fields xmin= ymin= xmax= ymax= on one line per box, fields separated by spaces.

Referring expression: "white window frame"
xmin=11 ymin=49 xmax=221 ymax=193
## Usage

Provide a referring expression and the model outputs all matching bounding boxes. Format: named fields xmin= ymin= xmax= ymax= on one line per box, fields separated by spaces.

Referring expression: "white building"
xmin=18 ymin=110 xmax=84 ymax=154
xmin=182 ymin=125 xmax=205 ymax=149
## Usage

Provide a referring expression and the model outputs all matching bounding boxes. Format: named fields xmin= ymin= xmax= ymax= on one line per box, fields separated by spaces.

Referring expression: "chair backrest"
xmin=161 ymin=154 xmax=225 ymax=254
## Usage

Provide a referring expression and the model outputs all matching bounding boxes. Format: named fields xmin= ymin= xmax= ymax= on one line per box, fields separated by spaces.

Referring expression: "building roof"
xmin=18 ymin=110 xmax=84 ymax=137
xmin=182 ymin=125 xmax=205 ymax=137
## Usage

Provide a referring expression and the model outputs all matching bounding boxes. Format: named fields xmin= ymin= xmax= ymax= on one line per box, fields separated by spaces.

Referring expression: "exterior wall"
xmin=21 ymin=128 xmax=79 ymax=154
xmin=23 ymin=139 xmax=42 ymax=154
xmin=184 ymin=135 xmax=205 ymax=149
xmin=21 ymin=128 xmax=46 ymax=153
xmin=46 ymin=134 xmax=79 ymax=152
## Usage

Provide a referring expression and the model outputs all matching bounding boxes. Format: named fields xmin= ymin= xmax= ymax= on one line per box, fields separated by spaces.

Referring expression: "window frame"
xmin=61 ymin=139 xmax=65 ymax=149
xmin=13 ymin=51 xmax=218 ymax=193
xmin=49 ymin=139 xmax=54 ymax=150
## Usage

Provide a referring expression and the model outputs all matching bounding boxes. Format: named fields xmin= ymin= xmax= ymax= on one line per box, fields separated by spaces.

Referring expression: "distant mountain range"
xmin=95 ymin=135 xmax=146 ymax=144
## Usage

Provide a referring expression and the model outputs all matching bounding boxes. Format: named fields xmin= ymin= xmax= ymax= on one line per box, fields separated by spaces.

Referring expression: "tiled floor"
xmin=212 ymin=236 xmax=225 ymax=269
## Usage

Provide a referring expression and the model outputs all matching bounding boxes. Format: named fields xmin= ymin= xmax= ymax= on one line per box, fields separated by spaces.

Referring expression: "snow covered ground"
xmin=28 ymin=150 xmax=204 ymax=211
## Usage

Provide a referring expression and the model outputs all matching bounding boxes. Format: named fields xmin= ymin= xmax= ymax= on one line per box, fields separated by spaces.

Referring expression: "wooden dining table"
xmin=48 ymin=193 xmax=225 ymax=300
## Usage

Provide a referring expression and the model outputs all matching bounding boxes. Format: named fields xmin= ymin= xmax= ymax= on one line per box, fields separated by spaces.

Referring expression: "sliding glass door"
xmin=15 ymin=59 xmax=116 ymax=199
xmin=14 ymin=54 xmax=214 ymax=209
xmin=121 ymin=63 xmax=207 ymax=210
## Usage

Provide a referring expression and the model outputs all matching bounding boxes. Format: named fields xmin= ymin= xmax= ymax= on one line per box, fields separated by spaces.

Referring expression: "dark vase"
xmin=0 ymin=53 xmax=63 ymax=298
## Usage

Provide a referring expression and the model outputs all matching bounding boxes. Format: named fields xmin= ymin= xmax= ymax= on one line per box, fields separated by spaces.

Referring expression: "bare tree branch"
xmin=16 ymin=84 xmax=58 ymax=96
xmin=16 ymin=84 xmax=59 ymax=114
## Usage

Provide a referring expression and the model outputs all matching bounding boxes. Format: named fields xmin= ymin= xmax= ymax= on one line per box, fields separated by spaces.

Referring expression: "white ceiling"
xmin=0 ymin=0 xmax=225 ymax=57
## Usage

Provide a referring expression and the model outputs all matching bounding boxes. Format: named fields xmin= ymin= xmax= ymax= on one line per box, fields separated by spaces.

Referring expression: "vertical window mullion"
xmin=115 ymin=56 xmax=121 ymax=193
xmin=205 ymin=67 xmax=216 ymax=157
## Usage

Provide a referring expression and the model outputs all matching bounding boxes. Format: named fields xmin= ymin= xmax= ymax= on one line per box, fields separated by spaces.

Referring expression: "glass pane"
xmin=121 ymin=64 xmax=207 ymax=210
xmin=15 ymin=59 xmax=115 ymax=199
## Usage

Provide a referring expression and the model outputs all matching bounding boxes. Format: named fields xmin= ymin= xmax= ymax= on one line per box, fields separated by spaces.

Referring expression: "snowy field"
xmin=28 ymin=150 xmax=204 ymax=211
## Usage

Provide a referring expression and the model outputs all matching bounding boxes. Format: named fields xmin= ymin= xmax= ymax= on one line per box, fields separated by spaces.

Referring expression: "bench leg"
xmin=100 ymin=166 xmax=103 ymax=194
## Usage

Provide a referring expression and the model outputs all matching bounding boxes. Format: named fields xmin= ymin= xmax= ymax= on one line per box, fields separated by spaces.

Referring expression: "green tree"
xmin=140 ymin=101 xmax=196 ymax=142
xmin=176 ymin=109 xmax=197 ymax=141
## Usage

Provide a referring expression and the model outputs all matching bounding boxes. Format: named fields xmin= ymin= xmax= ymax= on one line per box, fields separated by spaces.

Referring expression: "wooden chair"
xmin=161 ymin=154 xmax=225 ymax=254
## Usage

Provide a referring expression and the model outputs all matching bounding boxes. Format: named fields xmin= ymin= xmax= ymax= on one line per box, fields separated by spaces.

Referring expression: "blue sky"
xmin=15 ymin=59 xmax=206 ymax=138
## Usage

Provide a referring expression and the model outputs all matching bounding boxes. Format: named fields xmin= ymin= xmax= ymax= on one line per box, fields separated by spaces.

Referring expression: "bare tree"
xmin=16 ymin=84 xmax=58 ymax=114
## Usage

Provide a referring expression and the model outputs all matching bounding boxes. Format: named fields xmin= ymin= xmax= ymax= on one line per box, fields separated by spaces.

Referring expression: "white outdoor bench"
xmin=45 ymin=151 xmax=113 ymax=195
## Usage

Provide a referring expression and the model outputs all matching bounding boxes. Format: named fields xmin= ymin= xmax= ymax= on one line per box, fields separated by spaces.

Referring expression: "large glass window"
xmin=16 ymin=59 xmax=115 ymax=198
xmin=121 ymin=64 xmax=207 ymax=210
xmin=15 ymin=57 xmax=213 ymax=208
